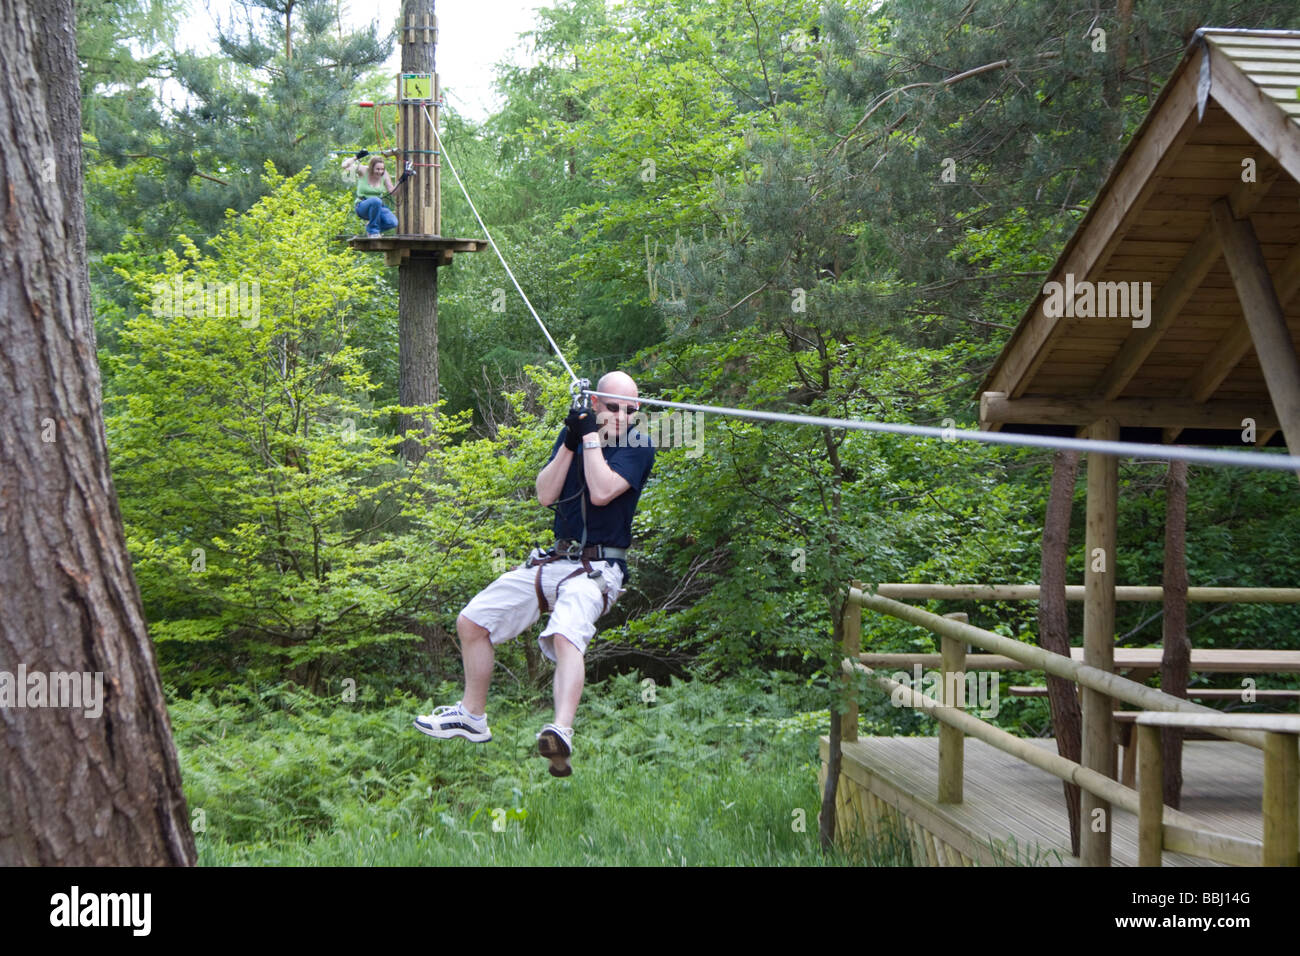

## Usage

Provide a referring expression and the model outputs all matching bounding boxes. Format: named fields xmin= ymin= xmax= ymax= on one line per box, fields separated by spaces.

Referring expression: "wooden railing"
xmin=840 ymin=584 xmax=1300 ymax=866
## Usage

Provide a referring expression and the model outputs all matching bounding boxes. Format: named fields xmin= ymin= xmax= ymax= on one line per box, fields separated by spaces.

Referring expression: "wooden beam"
xmin=1081 ymin=417 xmax=1118 ymax=867
xmin=1091 ymin=158 xmax=1279 ymax=403
xmin=1207 ymin=40 xmax=1300 ymax=189
xmin=1229 ymin=154 xmax=1282 ymax=220
xmin=1170 ymin=239 xmax=1300 ymax=436
xmin=1161 ymin=460 xmax=1189 ymax=810
xmin=1136 ymin=712 xmax=1300 ymax=733
xmin=938 ymin=619 xmax=966 ymax=804
xmin=1093 ymin=227 xmax=1222 ymax=400
xmin=1263 ymin=732 xmax=1300 ymax=867
xmin=1137 ymin=724 xmax=1164 ymax=866
xmin=871 ymin=583 xmax=1300 ymax=603
xmin=1211 ymin=198 xmax=1300 ymax=458
xmin=981 ymin=392 xmax=1279 ymax=430
xmin=841 ymin=582 xmax=861 ymax=743
xmin=983 ymin=50 xmax=1205 ymax=401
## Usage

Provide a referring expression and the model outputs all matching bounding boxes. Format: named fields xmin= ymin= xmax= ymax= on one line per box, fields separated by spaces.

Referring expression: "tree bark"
xmin=0 ymin=0 xmax=196 ymax=865
xmin=398 ymin=254 xmax=439 ymax=464
xmin=1039 ymin=449 xmax=1083 ymax=856
xmin=397 ymin=0 xmax=440 ymax=465
xmin=1162 ymin=459 xmax=1189 ymax=808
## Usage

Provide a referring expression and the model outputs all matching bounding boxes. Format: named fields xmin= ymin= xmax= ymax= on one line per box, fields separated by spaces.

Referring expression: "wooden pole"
xmin=1040 ymin=449 xmax=1083 ymax=855
xmin=1210 ymin=198 xmax=1300 ymax=470
xmin=840 ymin=582 xmax=861 ymax=742
xmin=872 ymin=584 xmax=1300 ymax=603
xmin=938 ymin=617 xmax=966 ymax=803
xmin=396 ymin=0 xmax=440 ymax=464
xmin=1137 ymin=723 xmax=1164 ymax=866
xmin=1162 ymin=460 xmax=1189 ymax=808
xmin=1263 ymin=731 xmax=1299 ymax=866
xmin=1081 ymin=417 xmax=1118 ymax=867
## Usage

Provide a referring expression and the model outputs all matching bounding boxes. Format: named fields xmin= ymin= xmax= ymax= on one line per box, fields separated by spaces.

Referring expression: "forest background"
xmin=78 ymin=0 xmax=1300 ymax=864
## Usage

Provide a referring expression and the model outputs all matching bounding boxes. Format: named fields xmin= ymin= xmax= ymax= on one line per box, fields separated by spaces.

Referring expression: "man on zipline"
xmin=415 ymin=371 xmax=655 ymax=777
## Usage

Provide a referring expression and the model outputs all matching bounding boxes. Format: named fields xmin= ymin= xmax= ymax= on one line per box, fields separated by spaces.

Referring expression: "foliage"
xmin=103 ymin=166 xmax=567 ymax=692
xmin=173 ymin=670 xmax=909 ymax=865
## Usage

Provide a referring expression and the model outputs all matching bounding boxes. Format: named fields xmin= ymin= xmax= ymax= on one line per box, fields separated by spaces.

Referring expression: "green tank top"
xmin=355 ymin=176 xmax=387 ymax=201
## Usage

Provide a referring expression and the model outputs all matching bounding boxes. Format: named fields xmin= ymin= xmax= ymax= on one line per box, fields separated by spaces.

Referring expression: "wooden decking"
xmin=823 ymin=735 xmax=1269 ymax=866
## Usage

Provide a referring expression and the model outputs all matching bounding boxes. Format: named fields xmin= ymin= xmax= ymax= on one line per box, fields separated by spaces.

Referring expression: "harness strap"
xmin=532 ymin=554 xmax=612 ymax=617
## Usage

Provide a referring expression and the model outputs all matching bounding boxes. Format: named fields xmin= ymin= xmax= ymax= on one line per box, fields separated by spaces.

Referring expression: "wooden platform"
xmin=339 ymin=234 xmax=488 ymax=266
xmin=822 ymin=735 xmax=1271 ymax=866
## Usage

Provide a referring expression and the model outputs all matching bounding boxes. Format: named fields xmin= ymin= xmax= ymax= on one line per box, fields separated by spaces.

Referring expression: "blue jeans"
xmin=355 ymin=198 xmax=397 ymax=235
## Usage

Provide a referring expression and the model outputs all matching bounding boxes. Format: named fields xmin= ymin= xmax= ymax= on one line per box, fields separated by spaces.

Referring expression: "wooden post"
xmin=938 ymin=613 xmax=967 ymax=804
xmin=433 ymin=72 xmax=441 ymax=236
xmin=1162 ymin=460 xmax=1189 ymax=808
xmin=1210 ymin=198 xmax=1300 ymax=469
xmin=1081 ymin=417 xmax=1118 ymax=867
xmin=840 ymin=582 xmax=861 ymax=742
xmin=396 ymin=0 xmax=440 ymax=464
xmin=1040 ymin=448 xmax=1083 ymax=856
xmin=1137 ymin=723 xmax=1164 ymax=866
xmin=1262 ymin=731 xmax=1299 ymax=866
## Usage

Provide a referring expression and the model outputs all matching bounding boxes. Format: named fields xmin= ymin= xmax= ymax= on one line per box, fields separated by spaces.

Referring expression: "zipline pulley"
xmin=570 ymin=377 xmax=592 ymax=412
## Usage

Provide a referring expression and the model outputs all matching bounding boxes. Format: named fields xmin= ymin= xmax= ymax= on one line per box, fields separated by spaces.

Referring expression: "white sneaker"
xmin=414 ymin=702 xmax=491 ymax=742
xmin=537 ymin=723 xmax=574 ymax=777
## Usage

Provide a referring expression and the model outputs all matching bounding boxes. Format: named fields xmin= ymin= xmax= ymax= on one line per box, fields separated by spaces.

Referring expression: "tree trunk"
xmin=397 ymin=0 xmax=440 ymax=465
xmin=0 ymin=0 xmax=196 ymax=865
xmin=398 ymin=255 xmax=439 ymax=464
xmin=1162 ymin=459 xmax=1189 ymax=808
xmin=1039 ymin=449 xmax=1083 ymax=856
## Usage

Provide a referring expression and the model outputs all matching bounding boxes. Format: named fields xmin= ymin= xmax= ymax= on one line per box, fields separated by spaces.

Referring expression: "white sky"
xmin=176 ymin=0 xmax=554 ymax=122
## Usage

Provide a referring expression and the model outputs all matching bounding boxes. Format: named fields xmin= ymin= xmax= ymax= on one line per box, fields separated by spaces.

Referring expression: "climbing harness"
xmin=525 ymin=541 xmax=624 ymax=617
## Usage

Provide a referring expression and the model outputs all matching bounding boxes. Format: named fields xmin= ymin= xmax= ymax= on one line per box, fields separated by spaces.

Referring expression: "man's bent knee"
xmin=458 ymin=613 xmax=489 ymax=641
xmin=553 ymin=633 xmax=584 ymax=658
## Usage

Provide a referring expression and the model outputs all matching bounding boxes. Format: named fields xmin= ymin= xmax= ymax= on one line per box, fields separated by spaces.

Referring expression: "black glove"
xmin=563 ymin=414 xmax=581 ymax=451
xmin=356 ymin=149 xmax=369 ymax=159
xmin=564 ymin=404 xmax=598 ymax=449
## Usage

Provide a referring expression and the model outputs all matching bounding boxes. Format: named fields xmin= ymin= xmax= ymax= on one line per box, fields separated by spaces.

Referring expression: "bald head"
xmin=596 ymin=371 xmax=638 ymax=398
xmin=593 ymin=371 xmax=640 ymax=440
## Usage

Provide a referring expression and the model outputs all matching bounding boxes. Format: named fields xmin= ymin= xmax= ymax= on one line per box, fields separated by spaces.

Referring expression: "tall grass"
xmin=171 ymin=670 xmax=910 ymax=866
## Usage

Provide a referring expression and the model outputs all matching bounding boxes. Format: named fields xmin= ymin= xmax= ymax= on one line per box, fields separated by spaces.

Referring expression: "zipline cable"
xmin=421 ymin=106 xmax=580 ymax=386
xmin=417 ymin=106 xmax=1300 ymax=476
xmin=583 ymin=388 xmax=1300 ymax=474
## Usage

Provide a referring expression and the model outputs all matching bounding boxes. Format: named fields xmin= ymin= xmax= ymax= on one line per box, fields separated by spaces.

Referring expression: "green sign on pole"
xmin=402 ymin=73 xmax=433 ymax=101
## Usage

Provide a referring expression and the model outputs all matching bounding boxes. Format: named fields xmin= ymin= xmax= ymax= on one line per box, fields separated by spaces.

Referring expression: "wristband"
xmin=582 ymin=436 xmax=600 ymax=450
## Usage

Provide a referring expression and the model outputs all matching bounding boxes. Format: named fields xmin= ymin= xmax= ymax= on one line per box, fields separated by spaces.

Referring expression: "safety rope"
xmin=421 ymin=106 xmax=580 ymax=386
xmin=419 ymin=105 xmax=1300 ymax=477
xmin=584 ymin=388 xmax=1300 ymax=474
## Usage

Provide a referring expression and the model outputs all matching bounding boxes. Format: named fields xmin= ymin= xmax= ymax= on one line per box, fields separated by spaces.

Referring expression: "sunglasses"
xmin=599 ymin=401 xmax=637 ymax=414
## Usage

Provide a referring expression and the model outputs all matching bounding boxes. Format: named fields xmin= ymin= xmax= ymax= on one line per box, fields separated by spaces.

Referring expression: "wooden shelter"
xmin=980 ymin=28 xmax=1300 ymax=449
xmin=825 ymin=29 xmax=1300 ymax=867
xmin=979 ymin=26 xmax=1300 ymax=866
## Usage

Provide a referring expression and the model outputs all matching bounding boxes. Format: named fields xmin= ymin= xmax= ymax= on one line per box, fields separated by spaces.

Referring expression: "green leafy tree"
xmin=105 ymin=165 xmax=563 ymax=692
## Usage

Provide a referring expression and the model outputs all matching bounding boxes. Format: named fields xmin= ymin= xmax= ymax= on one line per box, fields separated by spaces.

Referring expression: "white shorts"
xmin=460 ymin=557 xmax=625 ymax=663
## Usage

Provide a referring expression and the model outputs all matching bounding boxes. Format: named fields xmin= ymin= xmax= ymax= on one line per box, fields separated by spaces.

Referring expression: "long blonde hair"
xmin=365 ymin=156 xmax=387 ymax=183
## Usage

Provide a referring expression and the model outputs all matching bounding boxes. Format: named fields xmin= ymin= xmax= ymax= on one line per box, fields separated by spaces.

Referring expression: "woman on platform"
xmin=342 ymin=151 xmax=399 ymax=236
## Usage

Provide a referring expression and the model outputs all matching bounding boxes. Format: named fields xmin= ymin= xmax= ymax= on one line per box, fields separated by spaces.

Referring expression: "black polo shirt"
xmin=547 ymin=427 xmax=655 ymax=568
